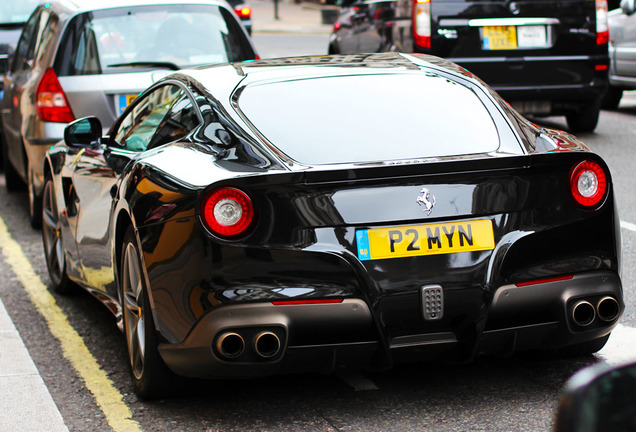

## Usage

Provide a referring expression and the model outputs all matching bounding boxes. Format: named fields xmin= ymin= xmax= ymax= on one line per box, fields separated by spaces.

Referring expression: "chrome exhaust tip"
xmin=216 ymin=332 xmax=245 ymax=359
xmin=597 ymin=296 xmax=620 ymax=322
xmin=253 ymin=331 xmax=281 ymax=359
xmin=572 ymin=300 xmax=596 ymax=327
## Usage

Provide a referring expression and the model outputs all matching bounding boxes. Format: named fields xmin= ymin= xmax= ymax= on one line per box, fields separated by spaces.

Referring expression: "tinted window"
xmin=238 ymin=73 xmax=500 ymax=165
xmin=11 ymin=8 xmax=45 ymax=72
xmin=114 ymin=85 xmax=184 ymax=152
xmin=148 ymin=95 xmax=200 ymax=149
xmin=55 ymin=5 xmax=255 ymax=76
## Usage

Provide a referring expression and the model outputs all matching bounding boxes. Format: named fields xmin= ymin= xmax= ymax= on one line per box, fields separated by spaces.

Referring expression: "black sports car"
xmin=42 ymin=53 xmax=623 ymax=398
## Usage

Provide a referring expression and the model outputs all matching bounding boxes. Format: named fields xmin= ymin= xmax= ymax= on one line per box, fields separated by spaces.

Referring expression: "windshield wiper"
xmin=108 ymin=61 xmax=180 ymax=71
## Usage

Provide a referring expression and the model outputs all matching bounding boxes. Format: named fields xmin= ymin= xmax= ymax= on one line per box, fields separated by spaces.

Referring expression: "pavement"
xmin=0 ymin=2 xmax=329 ymax=431
xmin=0 ymin=299 xmax=68 ymax=432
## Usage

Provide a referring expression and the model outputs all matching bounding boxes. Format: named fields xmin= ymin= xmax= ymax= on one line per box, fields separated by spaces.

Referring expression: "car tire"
xmin=2 ymin=141 xmax=26 ymax=192
xmin=29 ymin=170 xmax=43 ymax=229
xmin=601 ymin=87 xmax=623 ymax=110
xmin=42 ymin=176 xmax=75 ymax=295
xmin=565 ymin=101 xmax=601 ymax=133
xmin=120 ymin=226 xmax=177 ymax=399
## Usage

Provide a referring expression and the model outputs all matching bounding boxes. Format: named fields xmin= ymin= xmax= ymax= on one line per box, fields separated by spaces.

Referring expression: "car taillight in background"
xmin=36 ymin=68 xmax=75 ymax=123
xmin=200 ymin=187 xmax=255 ymax=238
xmin=596 ymin=0 xmax=609 ymax=45
xmin=412 ymin=0 xmax=431 ymax=50
xmin=234 ymin=5 xmax=251 ymax=19
xmin=570 ymin=160 xmax=608 ymax=208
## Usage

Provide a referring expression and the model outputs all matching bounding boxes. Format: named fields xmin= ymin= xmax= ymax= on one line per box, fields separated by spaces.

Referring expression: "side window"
xmin=11 ymin=9 xmax=41 ymax=72
xmin=35 ymin=14 xmax=60 ymax=65
xmin=54 ymin=14 xmax=101 ymax=76
xmin=147 ymin=95 xmax=200 ymax=150
xmin=114 ymin=85 xmax=184 ymax=152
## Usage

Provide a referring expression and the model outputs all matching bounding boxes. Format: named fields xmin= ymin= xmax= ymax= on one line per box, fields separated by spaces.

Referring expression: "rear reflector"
xmin=515 ymin=275 xmax=574 ymax=287
xmin=272 ymin=299 xmax=344 ymax=306
xmin=36 ymin=68 xmax=74 ymax=123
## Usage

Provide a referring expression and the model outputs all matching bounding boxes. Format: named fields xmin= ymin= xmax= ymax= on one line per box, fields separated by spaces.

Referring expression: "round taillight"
xmin=570 ymin=160 xmax=607 ymax=208
xmin=200 ymin=188 xmax=254 ymax=238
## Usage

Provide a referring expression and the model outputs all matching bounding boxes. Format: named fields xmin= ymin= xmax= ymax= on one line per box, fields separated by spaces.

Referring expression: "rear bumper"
xmin=449 ymin=55 xmax=608 ymax=114
xmin=158 ymin=271 xmax=622 ymax=379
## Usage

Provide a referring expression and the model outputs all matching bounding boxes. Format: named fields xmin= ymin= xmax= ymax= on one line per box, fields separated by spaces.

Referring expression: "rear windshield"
xmin=238 ymin=73 xmax=500 ymax=165
xmin=55 ymin=4 xmax=254 ymax=76
xmin=0 ymin=0 xmax=40 ymax=24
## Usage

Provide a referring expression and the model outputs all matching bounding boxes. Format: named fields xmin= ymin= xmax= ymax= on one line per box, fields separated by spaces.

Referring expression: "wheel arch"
xmin=114 ymin=210 xmax=134 ymax=290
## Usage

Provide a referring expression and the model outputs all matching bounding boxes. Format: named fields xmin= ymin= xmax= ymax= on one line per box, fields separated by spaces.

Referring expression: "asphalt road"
xmin=1 ymin=35 xmax=636 ymax=432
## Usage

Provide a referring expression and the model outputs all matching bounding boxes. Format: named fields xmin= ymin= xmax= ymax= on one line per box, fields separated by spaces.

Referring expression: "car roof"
xmin=180 ymin=53 xmax=485 ymax=101
xmin=38 ymin=0 xmax=229 ymax=15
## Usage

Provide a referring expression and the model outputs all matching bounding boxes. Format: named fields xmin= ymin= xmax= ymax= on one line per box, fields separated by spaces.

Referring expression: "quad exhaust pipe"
xmin=572 ymin=300 xmax=596 ymax=327
xmin=253 ymin=331 xmax=281 ymax=359
xmin=597 ymin=296 xmax=620 ymax=322
xmin=216 ymin=332 xmax=245 ymax=359
xmin=215 ymin=329 xmax=282 ymax=360
xmin=571 ymin=296 xmax=620 ymax=327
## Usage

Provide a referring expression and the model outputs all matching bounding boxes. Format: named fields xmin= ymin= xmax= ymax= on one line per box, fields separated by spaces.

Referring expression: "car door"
xmin=613 ymin=3 xmax=636 ymax=79
xmin=71 ymin=83 xmax=194 ymax=297
xmin=1 ymin=7 xmax=48 ymax=178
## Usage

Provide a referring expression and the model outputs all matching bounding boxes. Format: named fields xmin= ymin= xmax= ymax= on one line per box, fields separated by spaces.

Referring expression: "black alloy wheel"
xmin=41 ymin=177 xmax=73 ymax=294
xmin=120 ymin=226 xmax=176 ymax=398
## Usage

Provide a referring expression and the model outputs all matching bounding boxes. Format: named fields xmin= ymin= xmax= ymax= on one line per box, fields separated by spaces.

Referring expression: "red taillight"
xmin=200 ymin=187 xmax=255 ymax=238
xmin=333 ymin=21 xmax=341 ymax=31
xmin=570 ymin=160 xmax=608 ymax=208
xmin=36 ymin=68 xmax=74 ymax=123
xmin=515 ymin=275 xmax=574 ymax=287
xmin=234 ymin=5 xmax=251 ymax=19
xmin=272 ymin=299 xmax=344 ymax=306
xmin=412 ymin=0 xmax=431 ymax=49
xmin=596 ymin=0 xmax=609 ymax=45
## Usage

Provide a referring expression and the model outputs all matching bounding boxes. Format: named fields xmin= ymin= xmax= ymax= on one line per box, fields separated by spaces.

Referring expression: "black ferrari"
xmin=42 ymin=53 xmax=623 ymax=398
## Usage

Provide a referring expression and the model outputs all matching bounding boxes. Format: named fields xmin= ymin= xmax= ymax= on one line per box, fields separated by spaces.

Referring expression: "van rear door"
xmin=430 ymin=0 xmax=608 ymax=90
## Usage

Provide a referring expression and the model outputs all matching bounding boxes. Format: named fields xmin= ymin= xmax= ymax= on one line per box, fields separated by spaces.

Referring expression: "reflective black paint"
xmin=44 ymin=54 xmax=622 ymax=379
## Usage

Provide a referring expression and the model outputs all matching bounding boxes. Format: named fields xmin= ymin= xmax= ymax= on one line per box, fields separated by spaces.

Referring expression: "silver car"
xmin=604 ymin=0 xmax=636 ymax=108
xmin=0 ymin=0 xmax=257 ymax=227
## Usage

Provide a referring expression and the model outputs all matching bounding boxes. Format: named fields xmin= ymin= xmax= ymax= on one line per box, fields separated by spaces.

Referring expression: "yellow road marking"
xmin=0 ymin=216 xmax=142 ymax=432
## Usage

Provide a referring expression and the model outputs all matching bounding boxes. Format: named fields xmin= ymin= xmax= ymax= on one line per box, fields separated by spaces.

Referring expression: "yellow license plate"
xmin=118 ymin=94 xmax=138 ymax=114
xmin=356 ymin=219 xmax=495 ymax=261
xmin=482 ymin=26 xmax=517 ymax=50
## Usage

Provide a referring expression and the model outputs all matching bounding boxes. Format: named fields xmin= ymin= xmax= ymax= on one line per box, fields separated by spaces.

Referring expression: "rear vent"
xmin=422 ymin=285 xmax=443 ymax=320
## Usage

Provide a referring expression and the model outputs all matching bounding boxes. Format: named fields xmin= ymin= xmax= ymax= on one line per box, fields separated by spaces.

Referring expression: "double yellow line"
xmin=0 ymin=216 xmax=142 ymax=432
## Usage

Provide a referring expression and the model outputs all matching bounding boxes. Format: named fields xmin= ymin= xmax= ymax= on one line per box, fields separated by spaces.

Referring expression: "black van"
xmin=329 ymin=0 xmax=610 ymax=132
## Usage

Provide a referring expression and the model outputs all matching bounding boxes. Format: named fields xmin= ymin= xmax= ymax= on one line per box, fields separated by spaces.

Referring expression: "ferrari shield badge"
xmin=416 ymin=188 xmax=436 ymax=215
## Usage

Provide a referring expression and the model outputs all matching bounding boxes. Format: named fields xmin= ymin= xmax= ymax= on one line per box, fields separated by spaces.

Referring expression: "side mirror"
xmin=64 ymin=116 xmax=103 ymax=148
xmin=621 ymin=0 xmax=635 ymax=15
xmin=554 ymin=360 xmax=636 ymax=431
